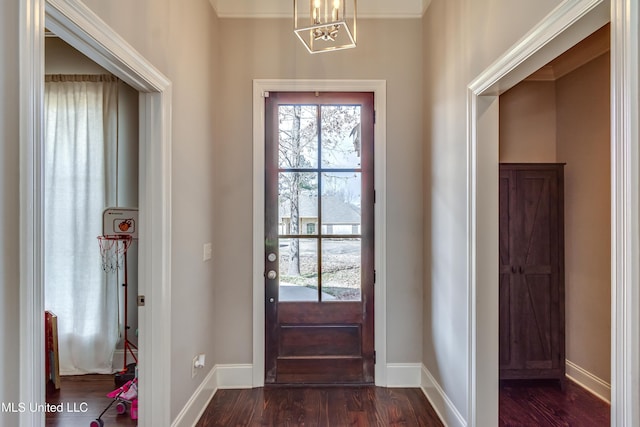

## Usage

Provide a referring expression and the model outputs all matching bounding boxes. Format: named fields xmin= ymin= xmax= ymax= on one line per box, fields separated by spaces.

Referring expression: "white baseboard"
xmin=215 ymin=364 xmax=254 ymax=389
xmin=386 ymin=363 xmax=422 ymax=387
xmin=171 ymin=366 xmax=218 ymax=427
xmin=112 ymin=348 xmax=138 ymax=372
xmin=566 ymin=359 xmax=611 ymax=403
xmin=421 ymin=365 xmax=466 ymax=427
xmin=171 ymin=364 xmax=253 ymax=427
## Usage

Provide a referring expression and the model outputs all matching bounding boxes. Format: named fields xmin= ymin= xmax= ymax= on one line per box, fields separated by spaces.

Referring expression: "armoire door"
xmin=499 ymin=164 xmax=565 ymax=383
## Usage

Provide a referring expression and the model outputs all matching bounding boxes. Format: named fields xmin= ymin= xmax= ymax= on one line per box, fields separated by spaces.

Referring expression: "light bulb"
xmin=333 ymin=0 xmax=340 ymax=9
xmin=314 ymin=0 xmax=321 ymax=8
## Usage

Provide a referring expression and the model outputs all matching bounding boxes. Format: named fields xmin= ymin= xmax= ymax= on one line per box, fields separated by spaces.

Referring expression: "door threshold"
xmin=264 ymin=382 xmax=375 ymax=388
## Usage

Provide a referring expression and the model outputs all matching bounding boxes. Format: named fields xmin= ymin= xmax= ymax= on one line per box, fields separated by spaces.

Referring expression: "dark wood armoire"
xmin=499 ymin=163 xmax=565 ymax=387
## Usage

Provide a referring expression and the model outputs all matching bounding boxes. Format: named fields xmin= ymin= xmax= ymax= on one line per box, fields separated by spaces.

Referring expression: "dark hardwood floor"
xmin=195 ymin=386 xmax=444 ymax=427
xmin=499 ymin=378 xmax=610 ymax=426
xmin=44 ymin=375 xmax=610 ymax=426
xmin=196 ymin=379 xmax=610 ymax=427
xmin=46 ymin=375 xmax=137 ymax=426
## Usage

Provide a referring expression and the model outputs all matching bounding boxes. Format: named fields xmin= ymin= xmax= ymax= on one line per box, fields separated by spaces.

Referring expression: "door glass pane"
xmin=279 ymin=238 xmax=319 ymax=302
xmin=321 ymin=238 xmax=361 ymax=301
xmin=321 ymin=105 xmax=362 ymax=169
xmin=321 ymin=172 xmax=361 ymax=235
xmin=279 ymin=105 xmax=318 ymax=169
xmin=279 ymin=172 xmax=318 ymax=236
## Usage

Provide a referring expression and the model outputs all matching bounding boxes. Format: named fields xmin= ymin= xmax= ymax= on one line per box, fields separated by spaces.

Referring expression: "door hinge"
xmin=374 ymin=351 xmax=377 ymax=364
xmin=263 ymin=91 xmax=270 ymax=98
xmin=374 ymin=110 xmax=377 ymax=124
xmin=374 ymin=270 xmax=377 ymax=284
xmin=374 ymin=190 xmax=376 ymax=204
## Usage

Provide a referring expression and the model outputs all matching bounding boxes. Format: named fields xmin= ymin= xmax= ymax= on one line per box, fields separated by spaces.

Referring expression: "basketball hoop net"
xmin=97 ymin=235 xmax=133 ymax=273
xmin=97 ymin=233 xmax=138 ymax=370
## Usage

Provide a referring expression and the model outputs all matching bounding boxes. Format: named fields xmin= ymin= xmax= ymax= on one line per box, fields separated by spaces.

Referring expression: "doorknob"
xmin=266 ymin=270 xmax=277 ymax=280
xmin=267 ymin=253 xmax=277 ymax=262
xmin=268 ymin=297 xmax=275 ymax=303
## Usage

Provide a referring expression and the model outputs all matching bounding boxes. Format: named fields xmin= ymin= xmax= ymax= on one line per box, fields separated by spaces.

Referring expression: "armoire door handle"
xmin=511 ymin=266 xmax=516 ymax=274
xmin=519 ymin=266 xmax=524 ymax=274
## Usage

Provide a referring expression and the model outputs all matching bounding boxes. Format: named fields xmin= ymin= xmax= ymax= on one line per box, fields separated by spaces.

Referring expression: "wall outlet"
xmin=191 ymin=355 xmax=198 ymax=378
xmin=203 ymin=243 xmax=212 ymax=261
xmin=191 ymin=353 xmax=206 ymax=378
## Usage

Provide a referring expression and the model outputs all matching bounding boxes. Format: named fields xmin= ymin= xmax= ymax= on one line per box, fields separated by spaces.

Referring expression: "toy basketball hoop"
xmin=98 ymin=207 xmax=139 ymax=372
xmin=98 ymin=207 xmax=138 ymax=272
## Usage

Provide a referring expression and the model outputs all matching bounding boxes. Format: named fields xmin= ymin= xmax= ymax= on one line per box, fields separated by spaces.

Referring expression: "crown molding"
xmin=210 ymin=0 xmax=429 ymax=19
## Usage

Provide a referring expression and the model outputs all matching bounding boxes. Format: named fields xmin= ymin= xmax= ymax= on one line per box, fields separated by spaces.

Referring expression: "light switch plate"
xmin=203 ymin=243 xmax=212 ymax=261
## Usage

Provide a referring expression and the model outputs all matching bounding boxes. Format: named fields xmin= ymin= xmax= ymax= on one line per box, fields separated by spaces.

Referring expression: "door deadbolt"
xmin=267 ymin=253 xmax=277 ymax=262
xmin=267 ymin=270 xmax=277 ymax=280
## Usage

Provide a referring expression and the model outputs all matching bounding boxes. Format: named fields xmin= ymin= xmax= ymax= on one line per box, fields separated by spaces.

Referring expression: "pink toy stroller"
xmin=89 ymin=378 xmax=138 ymax=426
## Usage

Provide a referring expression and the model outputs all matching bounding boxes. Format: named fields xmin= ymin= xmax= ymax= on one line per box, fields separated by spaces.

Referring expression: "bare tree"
xmin=278 ymin=104 xmax=361 ymax=277
xmin=278 ymin=105 xmax=315 ymax=276
xmin=287 ymin=106 xmax=302 ymax=275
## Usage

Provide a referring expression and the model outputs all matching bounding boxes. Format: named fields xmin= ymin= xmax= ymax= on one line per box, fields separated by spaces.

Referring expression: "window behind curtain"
xmin=44 ymin=74 xmax=120 ymax=375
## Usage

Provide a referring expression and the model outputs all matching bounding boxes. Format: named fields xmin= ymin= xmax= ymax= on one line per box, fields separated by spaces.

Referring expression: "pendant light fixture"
xmin=294 ymin=0 xmax=357 ymax=54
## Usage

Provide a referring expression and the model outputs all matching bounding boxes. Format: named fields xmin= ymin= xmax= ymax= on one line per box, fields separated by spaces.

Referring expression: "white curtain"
xmin=44 ymin=75 xmax=120 ymax=375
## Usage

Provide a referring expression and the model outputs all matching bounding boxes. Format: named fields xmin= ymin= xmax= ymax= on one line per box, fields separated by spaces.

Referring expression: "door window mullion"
xmin=317 ymin=104 xmax=323 ymax=301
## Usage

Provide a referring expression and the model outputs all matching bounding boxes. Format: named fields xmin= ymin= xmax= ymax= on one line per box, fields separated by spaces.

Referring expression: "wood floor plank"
xmin=405 ymin=388 xmax=444 ymax=426
xmin=368 ymin=387 xmax=390 ymax=426
xmin=499 ymin=379 xmax=610 ymax=427
xmin=231 ymin=388 xmax=262 ymax=426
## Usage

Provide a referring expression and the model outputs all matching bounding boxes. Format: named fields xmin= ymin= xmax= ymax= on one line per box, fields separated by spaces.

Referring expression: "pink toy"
xmin=90 ymin=377 xmax=138 ymax=426
xmin=106 ymin=379 xmax=134 ymax=399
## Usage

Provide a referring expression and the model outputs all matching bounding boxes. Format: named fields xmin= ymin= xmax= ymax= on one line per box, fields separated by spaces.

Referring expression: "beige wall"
xmin=557 ymin=52 xmax=611 ymax=383
xmin=46 ymin=37 xmax=108 ymax=74
xmin=500 ymin=81 xmax=557 ymax=162
xmin=498 ymin=52 xmax=611 ymax=384
xmin=0 ymin=0 xmax=21 ymax=424
xmin=422 ymin=0 xmax=565 ymax=422
xmin=213 ymin=18 xmax=425 ymax=364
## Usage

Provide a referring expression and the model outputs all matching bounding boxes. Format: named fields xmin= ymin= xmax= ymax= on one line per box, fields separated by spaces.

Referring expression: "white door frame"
xmin=467 ymin=0 xmax=638 ymax=426
xmin=252 ymin=79 xmax=388 ymax=386
xmin=19 ymin=0 xmax=173 ymax=425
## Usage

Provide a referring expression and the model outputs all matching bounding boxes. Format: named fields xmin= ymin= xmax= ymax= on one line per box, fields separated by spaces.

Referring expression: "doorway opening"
xmin=20 ymin=1 xmax=172 ymax=425
xmin=497 ymin=22 xmax=611 ymax=415
xmin=467 ymin=0 xmax=639 ymax=425
xmin=252 ymin=80 xmax=388 ymax=387
xmin=43 ymin=34 xmax=141 ymax=424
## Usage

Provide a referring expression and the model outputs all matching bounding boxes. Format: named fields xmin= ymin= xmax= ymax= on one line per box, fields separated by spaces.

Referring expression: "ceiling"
xmin=210 ymin=0 xmax=431 ymax=19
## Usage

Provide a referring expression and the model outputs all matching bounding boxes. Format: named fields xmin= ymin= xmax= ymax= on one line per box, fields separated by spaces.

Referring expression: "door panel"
xmin=516 ymin=170 xmax=560 ymax=371
xmin=279 ymin=325 xmax=361 ymax=357
xmin=265 ymin=92 xmax=374 ymax=385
